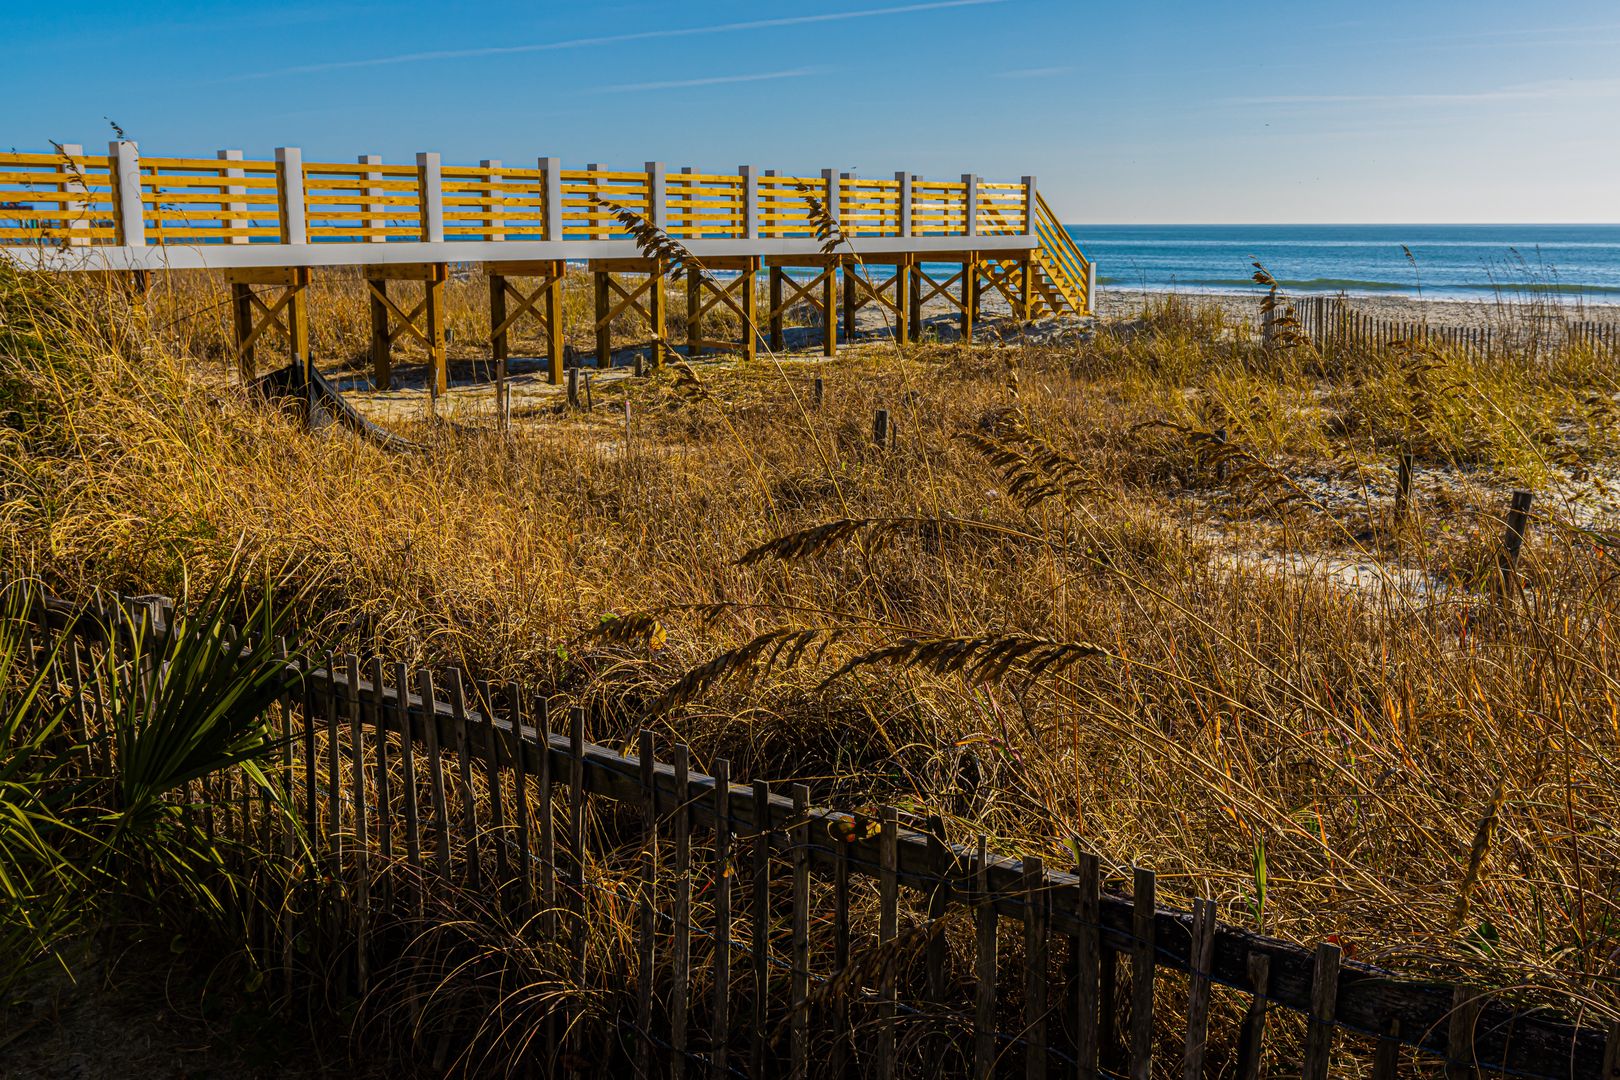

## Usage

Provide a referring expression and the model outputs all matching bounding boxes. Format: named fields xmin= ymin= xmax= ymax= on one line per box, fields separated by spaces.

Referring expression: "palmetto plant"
xmin=0 ymin=571 xmax=306 ymax=1000
xmin=0 ymin=586 xmax=81 ymax=999
xmin=93 ymin=573 xmax=305 ymax=923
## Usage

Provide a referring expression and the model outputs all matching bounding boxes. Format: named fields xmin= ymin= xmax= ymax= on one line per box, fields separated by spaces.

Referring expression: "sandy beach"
xmin=1093 ymin=286 xmax=1620 ymax=331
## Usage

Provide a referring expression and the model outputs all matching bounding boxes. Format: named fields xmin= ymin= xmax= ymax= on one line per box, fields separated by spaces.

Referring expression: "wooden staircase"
xmin=1028 ymin=191 xmax=1094 ymax=318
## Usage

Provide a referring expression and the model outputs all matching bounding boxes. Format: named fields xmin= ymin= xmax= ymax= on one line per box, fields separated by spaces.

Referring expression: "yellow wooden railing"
xmin=1032 ymin=191 xmax=1092 ymax=314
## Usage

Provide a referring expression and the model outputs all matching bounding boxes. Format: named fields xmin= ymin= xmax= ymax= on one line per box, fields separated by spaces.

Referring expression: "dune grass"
xmin=2 ymin=260 xmax=1619 ymax=1047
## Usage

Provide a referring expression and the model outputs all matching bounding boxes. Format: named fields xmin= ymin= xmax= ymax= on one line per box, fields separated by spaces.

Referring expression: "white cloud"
xmin=236 ymin=1 xmax=1006 ymax=81
xmin=594 ymin=69 xmax=821 ymax=95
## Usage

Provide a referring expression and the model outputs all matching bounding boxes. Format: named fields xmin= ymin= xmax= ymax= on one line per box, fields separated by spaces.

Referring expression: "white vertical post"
xmin=1022 ymin=175 xmax=1038 ymax=237
xmin=359 ymin=154 xmax=384 ymax=243
xmin=1086 ymin=261 xmax=1098 ymax=315
xmin=896 ymin=171 xmax=911 ymax=238
xmin=275 ymin=147 xmax=306 ymax=244
xmin=217 ymin=149 xmax=246 ymax=245
xmin=586 ymin=163 xmax=606 ymax=239
xmin=739 ymin=164 xmax=758 ymax=240
xmin=822 ymin=167 xmax=841 ymax=228
xmin=480 ymin=158 xmax=503 ymax=240
xmin=963 ymin=173 xmax=979 ymax=238
xmin=646 ymin=161 xmax=666 ymax=230
xmin=540 ymin=156 xmax=562 ymax=242
xmin=110 ymin=140 xmax=145 ymax=248
xmin=59 ymin=143 xmax=88 ymax=247
xmin=416 ymin=151 xmax=443 ymax=243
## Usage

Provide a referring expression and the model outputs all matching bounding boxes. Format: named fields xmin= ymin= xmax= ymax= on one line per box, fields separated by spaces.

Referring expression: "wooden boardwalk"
xmin=0 ymin=142 xmax=1094 ymax=390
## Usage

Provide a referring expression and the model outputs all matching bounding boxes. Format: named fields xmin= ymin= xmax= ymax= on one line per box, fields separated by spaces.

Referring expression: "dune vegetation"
xmin=2 ymin=257 xmax=1619 ymax=1071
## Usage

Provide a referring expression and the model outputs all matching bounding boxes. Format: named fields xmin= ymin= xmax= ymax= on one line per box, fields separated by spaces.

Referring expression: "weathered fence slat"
xmin=446 ymin=669 xmax=480 ymax=887
xmin=790 ymin=782 xmax=811 ymax=1080
xmin=1182 ymin=897 xmax=1216 ymax=1079
xmin=417 ymin=669 xmax=450 ymax=876
xmin=1446 ymin=984 xmax=1481 ymax=1080
xmin=1236 ymin=952 xmax=1271 ymax=1080
xmin=476 ymin=679 xmax=508 ymax=890
xmin=974 ymin=835 xmax=998 ymax=1080
xmin=368 ymin=657 xmax=392 ymax=865
xmin=1373 ymin=1017 xmax=1402 ymax=1080
xmin=567 ymin=706 xmax=586 ymax=984
xmin=1074 ymin=852 xmax=1101 ymax=1080
xmin=711 ymin=758 xmax=732 ymax=1080
xmin=393 ymin=662 xmax=421 ymax=874
xmin=638 ymin=728 xmax=657 ymax=1079
xmin=1024 ymin=854 xmax=1049 ymax=1080
xmin=1304 ymin=941 xmax=1341 ymax=1080
xmin=878 ymin=805 xmax=899 ymax=1080
xmin=752 ymin=778 xmax=772 ymax=1079
xmin=1130 ymin=867 xmax=1156 ymax=1080
xmin=673 ymin=744 xmax=693 ymax=1080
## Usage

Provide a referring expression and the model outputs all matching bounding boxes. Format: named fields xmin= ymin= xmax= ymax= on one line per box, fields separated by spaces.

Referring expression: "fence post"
xmin=646 ymin=160 xmax=666 ymax=231
xmin=1022 ymin=174 xmax=1037 ymax=237
xmin=896 ymin=171 xmax=912 ymax=238
xmin=1395 ymin=452 xmax=1414 ymax=516
xmin=1496 ymin=490 xmax=1533 ymax=595
xmin=359 ymin=154 xmax=385 ymax=242
xmin=274 ymin=147 xmax=305 ymax=244
xmin=540 ymin=156 xmax=563 ymax=242
xmin=416 ymin=151 xmax=444 ymax=243
xmin=110 ymin=140 xmax=146 ymax=248
xmin=823 ymin=167 xmax=841 ymax=230
xmin=1024 ymin=855 xmax=1049 ymax=1080
xmin=217 ymin=149 xmax=246 ymax=246
xmin=480 ymin=158 xmax=503 ymax=240
xmin=964 ymin=173 xmax=980 ymax=238
xmin=739 ymin=164 xmax=758 ymax=240
xmin=974 ymin=835 xmax=998 ymax=1080
xmin=1303 ymin=942 xmax=1341 ymax=1080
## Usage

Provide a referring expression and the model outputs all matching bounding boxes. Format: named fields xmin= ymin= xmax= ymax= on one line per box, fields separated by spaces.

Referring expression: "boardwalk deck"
xmin=1 ymin=141 xmax=1095 ymax=391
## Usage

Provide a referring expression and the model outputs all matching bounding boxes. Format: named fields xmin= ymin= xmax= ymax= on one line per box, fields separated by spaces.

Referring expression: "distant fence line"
xmin=1284 ymin=294 xmax=1619 ymax=359
xmin=24 ymin=591 xmax=1620 ymax=1080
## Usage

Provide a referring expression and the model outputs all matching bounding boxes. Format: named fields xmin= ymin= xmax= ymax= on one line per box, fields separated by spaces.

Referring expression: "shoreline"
xmin=1093 ymin=285 xmax=1620 ymax=331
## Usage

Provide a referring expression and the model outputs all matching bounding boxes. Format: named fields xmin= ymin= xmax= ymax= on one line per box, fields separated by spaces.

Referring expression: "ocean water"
xmin=1064 ymin=224 xmax=1620 ymax=301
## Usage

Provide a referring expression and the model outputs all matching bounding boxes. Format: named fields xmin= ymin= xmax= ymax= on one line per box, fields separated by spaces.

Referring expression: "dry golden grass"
xmin=3 ymin=263 xmax=1619 ymax=1029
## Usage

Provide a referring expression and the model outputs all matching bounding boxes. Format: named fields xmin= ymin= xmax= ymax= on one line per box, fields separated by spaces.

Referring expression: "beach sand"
xmin=1094 ymin=287 xmax=1620 ymax=332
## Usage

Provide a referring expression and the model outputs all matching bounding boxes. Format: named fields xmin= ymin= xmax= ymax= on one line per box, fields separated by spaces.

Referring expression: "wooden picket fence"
xmin=1289 ymin=294 xmax=1619 ymax=360
xmin=23 ymin=592 xmax=1620 ymax=1079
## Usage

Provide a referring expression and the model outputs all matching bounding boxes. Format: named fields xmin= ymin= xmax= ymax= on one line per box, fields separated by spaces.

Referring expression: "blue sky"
xmin=7 ymin=0 xmax=1617 ymax=223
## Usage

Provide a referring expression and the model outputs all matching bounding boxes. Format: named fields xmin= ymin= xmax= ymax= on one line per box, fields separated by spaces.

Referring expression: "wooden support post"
xmin=822 ymin=263 xmax=838 ymax=356
xmin=230 ymin=282 xmax=255 ymax=382
xmin=594 ymin=271 xmax=612 ymax=368
xmin=1019 ymin=256 xmax=1035 ymax=322
xmin=546 ymin=272 xmax=565 ymax=384
xmin=488 ymin=273 xmax=507 ymax=416
xmin=686 ymin=269 xmax=703 ymax=359
xmin=908 ymin=261 xmax=923 ymax=339
xmin=842 ymin=259 xmax=858 ymax=343
xmin=648 ymin=266 xmax=667 ymax=372
xmin=895 ymin=259 xmax=912 ymax=344
xmin=426 ymin=266 xmax=447 ymax=394
xmin=962 ymin=256 xmax=978 ymax=342
xmin=741 ymin=260 xmax=758 ymax=362
xmin=370 ymin=277 xmax=391 ymax=389
xmin=769 ymin=268 xmax=785 ymax=352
